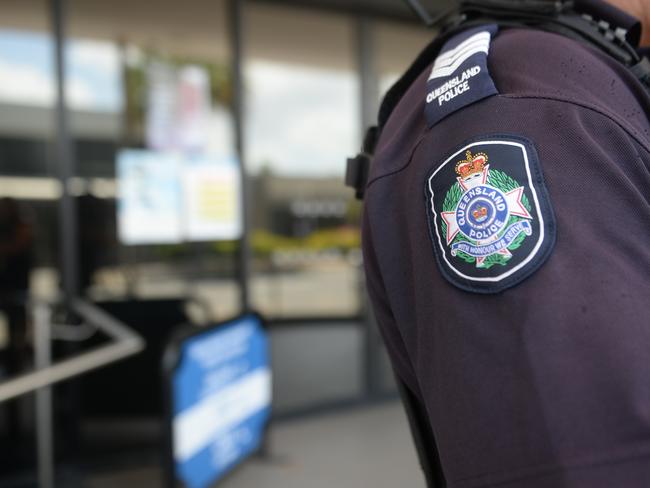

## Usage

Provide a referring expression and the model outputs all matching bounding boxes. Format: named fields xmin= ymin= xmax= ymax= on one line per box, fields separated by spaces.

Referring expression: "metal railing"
xmin=0 ymin=298 xmax=145 ymax=488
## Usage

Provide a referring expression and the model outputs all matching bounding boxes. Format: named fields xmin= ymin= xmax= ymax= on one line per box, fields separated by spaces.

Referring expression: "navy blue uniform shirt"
xmin=362 ymin=2 xmax=650 ymax=486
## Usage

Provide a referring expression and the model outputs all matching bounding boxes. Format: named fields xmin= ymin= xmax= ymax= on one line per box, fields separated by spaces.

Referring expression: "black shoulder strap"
xmin=378 ymin=35 xmax=450 ymax=131
xmin=346 ymin=0 xmax=650 ymax=200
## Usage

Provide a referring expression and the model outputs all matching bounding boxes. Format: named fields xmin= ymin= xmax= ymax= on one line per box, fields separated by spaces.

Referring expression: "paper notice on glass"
xmin=182 ymin=155 xmax=242 ymax=241
xmin=117 ymin=149 xmax=183 ymax=245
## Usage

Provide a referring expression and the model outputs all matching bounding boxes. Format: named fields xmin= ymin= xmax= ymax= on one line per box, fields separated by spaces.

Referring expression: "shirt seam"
xmin=365 ymin=131 xmax=428 ymax=191
xmin=502 ymin=93 xmax=650 ymax=154
xmin=365 ymin=93 xmax=650 ymax=197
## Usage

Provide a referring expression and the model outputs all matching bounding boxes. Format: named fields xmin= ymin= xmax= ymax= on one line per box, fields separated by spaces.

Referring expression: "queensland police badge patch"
xmin=425 ymin=135 xmax=556 ymax=293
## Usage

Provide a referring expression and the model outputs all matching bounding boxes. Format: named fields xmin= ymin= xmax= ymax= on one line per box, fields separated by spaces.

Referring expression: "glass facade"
xmin=0 ymin=4 xmax=58 ymax=294
xmin=0 ymin=0 xmax=56 ymax=474
xmin=0 ymin=2 xmax=434 ymax=317
xmin=245 ymin=4 xmax=361 ymax=318
xmin=0 ymin=1 xmax=436 ymax=322
xmin=65 ymin=0 xmax=239 ymax=320
xmin=0 ymin=0 xmax=435 ymax=481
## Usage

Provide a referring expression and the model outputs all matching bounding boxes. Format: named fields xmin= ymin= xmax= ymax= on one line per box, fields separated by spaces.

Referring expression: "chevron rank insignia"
xmin=425 ymin=135 xmax=556 ymax=294
xmin=425 ymin=25 xmax=499 ymax=127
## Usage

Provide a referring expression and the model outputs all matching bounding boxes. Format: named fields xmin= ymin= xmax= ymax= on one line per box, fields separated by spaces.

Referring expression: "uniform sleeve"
xmin=362 ymin=92 xmax=650 ymax=487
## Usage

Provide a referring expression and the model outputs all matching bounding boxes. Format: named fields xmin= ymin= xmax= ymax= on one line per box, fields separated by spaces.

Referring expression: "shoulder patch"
xmin=425 ymin=25 xmax=499 ymax=127
xmin=425 ymin=135 xmax=556 ymax=294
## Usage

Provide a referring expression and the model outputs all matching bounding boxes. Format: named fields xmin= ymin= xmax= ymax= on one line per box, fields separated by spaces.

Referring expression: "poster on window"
xmin=182 ymin=155 xmax=242 ymax=242
xmin=117 ymin=149 xmax=183 ymax=245
xmin=145 ymin=62 xmax=212 ymax=154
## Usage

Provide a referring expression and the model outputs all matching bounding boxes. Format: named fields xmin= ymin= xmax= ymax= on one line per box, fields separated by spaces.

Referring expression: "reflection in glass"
xmin=245 ymin=45 xmax=362 ymax=318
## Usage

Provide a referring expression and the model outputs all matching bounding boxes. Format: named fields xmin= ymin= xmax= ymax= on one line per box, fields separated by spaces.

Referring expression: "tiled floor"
xmin=87 ymin=402 xmax=426 ymax=488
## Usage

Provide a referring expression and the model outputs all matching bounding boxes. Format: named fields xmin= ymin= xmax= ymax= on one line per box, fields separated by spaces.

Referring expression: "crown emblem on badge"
xmin=455 ymin=150 xmax=487 ymax=178
xmin=454 ymin=150 xmax=489 ymax=190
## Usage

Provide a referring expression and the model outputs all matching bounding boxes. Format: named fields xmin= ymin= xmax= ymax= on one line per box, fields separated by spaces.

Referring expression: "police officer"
xmin=358 ymin=0 xmax=650 ymax=485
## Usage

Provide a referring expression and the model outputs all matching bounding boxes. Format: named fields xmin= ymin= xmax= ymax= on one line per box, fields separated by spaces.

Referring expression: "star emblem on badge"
xmin=440 ymin=150 xmax=533 ymax=268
